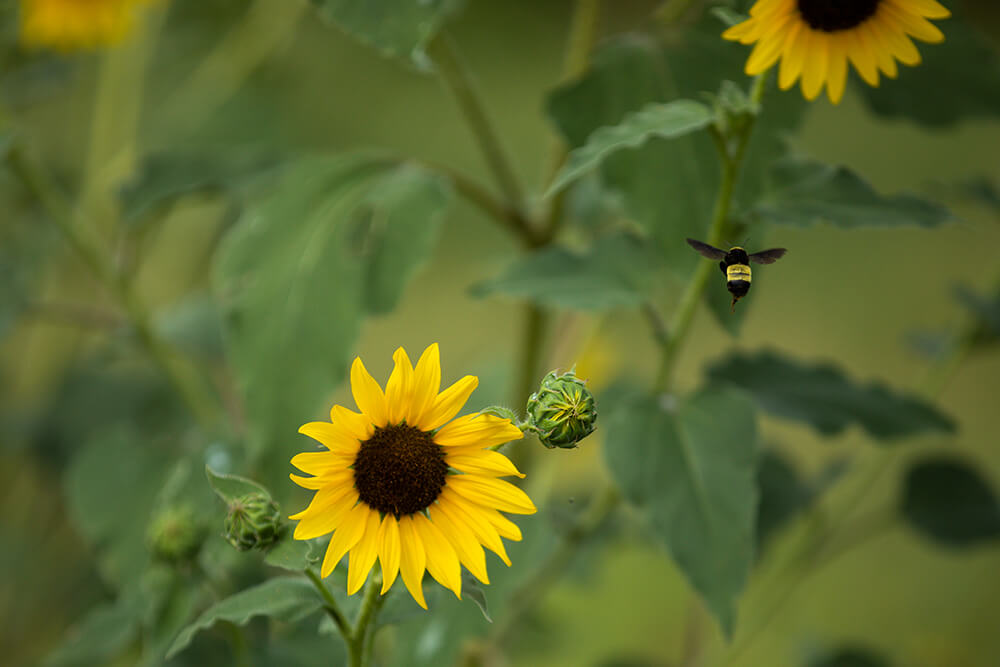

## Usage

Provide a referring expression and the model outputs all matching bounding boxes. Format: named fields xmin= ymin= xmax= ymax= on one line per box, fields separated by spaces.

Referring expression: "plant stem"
xmin=427 ymin=33 xmax=528 ymax=223
xmin=305 ymin=568 xmax=351 ymax=639
xmin=481 ymin=485 xmax=620 ymax=655
xmin=653 ymin=73 xmax=768 ymax=393
xmin=348 ymin=574 xmax=385 ymax=667
xmin=5 ymin=145 xmax=220 ymax=430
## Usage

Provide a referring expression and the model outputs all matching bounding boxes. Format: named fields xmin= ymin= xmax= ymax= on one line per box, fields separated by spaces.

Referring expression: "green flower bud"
xmin=526 ymin=369 xmax=597 ymax=449
xmin=148 ymin=505 xmax=206 ymax=565
xmin=224 ymin=493 xmax=283 ymax=551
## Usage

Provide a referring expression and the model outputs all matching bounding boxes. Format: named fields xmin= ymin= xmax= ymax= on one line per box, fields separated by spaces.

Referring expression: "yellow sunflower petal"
xmin=800 ymin=31 xmax=828 ymax=100
xmin=434 ymin=414 xmax=524 ymax=448
xmin=398 ymin=516 xmax=428 ymax=609
xmin=483 ymin=507 xmax=523 ymax=541
xmin=289 ymin=473 xmax=329 ymax=490
xmin=745 ymin=27 xmax=787 ymax=75
xmin=377 ymin=515 xmax=401 ymax=594
xmin=825 ymin=36 xmax=849 ymax=104
xmin=412 ymin=513 xmax=462 ymax=599
xmin=878 ymin=20 xmax=921 ymax=65
xmin=895 ymin=0 xmax=950 ymax=20
xmin=298 ymin=422 xmax=361 ymax=455
xmin=289 ymin=481 xmax=355 ymax=520
xmin=845 ymin=27 xmax=880 ymax=87
xmin=865 ymin=21 xmax=899 ymax=78
xmin=347 ymin=510 xmax=382 ymax=595
xmin=331 ymin=405 xmax=375 ymax=441
xmin=722 ymin=19 xmax=757 ymax=44
xmin=778 ymin=21 xmax=806 ymax=90
xmin=385 ymin=347 xmax=414 ymax=425
xmin=447 ymin=476 xmax=537 ymax=515
xmin=406 ymin=343 xmax=441 ymax=426
xmin=446 ymin=450 xmax=525 ymax=478
xmin=290 ymin=451 xmax=355 ymax=476
xmin=883 ymin=0 xmax=945 ymax=43
xmin=430 ymin=505 xmax=489 ymax=584
xmin=350 ymin=357 xmax=389 ymax=427
xmin=320 ymin=502 xmax=369 ymax=577
xmin=437 ymin=491 xmax=512 ymax=566
xmin=293 ymin=490 xmax=357 ymax=540
xmin=419 ymin=375 xmax=479 ymax=431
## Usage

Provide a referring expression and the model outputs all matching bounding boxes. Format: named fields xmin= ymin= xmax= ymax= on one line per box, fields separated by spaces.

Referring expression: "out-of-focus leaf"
xmin=755 ymin=160 xmax=950 ymax=228
xmin=155 ymin=294 xmax=226 ymax=361
xmin=119 ymin=151 xmax=277 ymax=226
xmin=43 ymin=594 xmax=142 ymax=667
xmin=809 ymin=646 xmax=892 ymax=667
xmin=167 ymin=578 xmax=322 ymax=658
xmin=901 ymin=457 xmax=1000 ymax=548
xmin=706 ymin=350 xmax=956 ymax=440
xmin=756 ymin=450 xmax=847 ymax=551
xmin=472 ymin=232 xmax=661 ymax=310
xmin=138 ymin=567 xmax=200 ymax=667
xmin=547 ymin=26 xmax=805 ymax=275
xmin=309 ymin=0 xmax=463 ymax=62
xmin=954 ymin=284 xmax=1000 ymax=341
xmin=264 ymin=538 xmax=318 ymax=572
xmin=206 ymin=465 xmax=272 ymax=504
xmin=461 ymin=570 xmax=492 ymax=623
xmin=963 ymin=176 xmax=1000 ymax=212
xmin=65 ymin=428 xmax=171 ymax=585
xmin=545 ymin=100 xmax=714 ymax=197
xmin=858 ymin=11 xmax=1000 ymax=127
xmin=213 ymin=154 xmax=450 ymax=483
xmin=604 ymin=387 xmax=758 ymax=637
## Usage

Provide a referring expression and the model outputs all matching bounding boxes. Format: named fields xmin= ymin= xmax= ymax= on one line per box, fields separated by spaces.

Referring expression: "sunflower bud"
xmin=224 ymin=493 xmax=284 ymax=551
xmin=526 ymin=369 xmax=597 ymax=449
xmin=148 ymin=505 xmax=206 ymax=565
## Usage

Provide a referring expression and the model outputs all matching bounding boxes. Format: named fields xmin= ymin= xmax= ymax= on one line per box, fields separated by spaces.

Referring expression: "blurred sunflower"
xmin=723 ymin=0 xmax=951 ymax=104
xmin=19 ymin=0 xmax=153 ymax=51
xmin=290 ymin=344 xmax=535 ymax=608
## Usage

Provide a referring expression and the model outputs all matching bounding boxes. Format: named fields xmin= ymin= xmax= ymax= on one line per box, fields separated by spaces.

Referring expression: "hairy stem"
xmin=305 ymin=568 xmax=351 ymax=639
xmin=348 ymin=574 xmax=385 ymax=667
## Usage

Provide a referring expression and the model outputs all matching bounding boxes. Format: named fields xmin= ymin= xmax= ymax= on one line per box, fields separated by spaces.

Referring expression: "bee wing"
xmin=748 ymin=248 xmax=787 ymax=264
xmin=686 ymin=238 xmax=727 ymax=260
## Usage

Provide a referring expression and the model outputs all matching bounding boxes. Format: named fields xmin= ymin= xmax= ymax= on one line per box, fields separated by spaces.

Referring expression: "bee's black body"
xmin=685 ymin=238 xmax=787 ymax=312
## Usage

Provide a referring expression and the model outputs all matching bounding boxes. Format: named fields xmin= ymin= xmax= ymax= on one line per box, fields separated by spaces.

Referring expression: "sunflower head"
xmin=526 ymin=369 xmax=597 ymax=449
xmin=289 ymin=344 xmax=535 ymax=609
xmin=19 ymin=0 xmax=155 ymax=52
xmin=723 ymin=0 xmax=951 ymax=104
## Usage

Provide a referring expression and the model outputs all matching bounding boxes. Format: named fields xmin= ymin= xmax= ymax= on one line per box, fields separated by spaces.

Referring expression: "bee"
xmin=686 ymin=238 xmax=787 ymax=312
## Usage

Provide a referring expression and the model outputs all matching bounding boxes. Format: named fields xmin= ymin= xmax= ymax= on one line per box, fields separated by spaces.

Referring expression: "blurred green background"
xmin=2 ymin=1 xmax=1000 ymax=666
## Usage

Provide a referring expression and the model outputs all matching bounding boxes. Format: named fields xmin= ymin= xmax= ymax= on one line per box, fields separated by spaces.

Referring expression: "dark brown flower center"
xmin=352 ymin=424 xmax=447 ymax=518
xmin=797 ymin=0 xmax=879 ymax=32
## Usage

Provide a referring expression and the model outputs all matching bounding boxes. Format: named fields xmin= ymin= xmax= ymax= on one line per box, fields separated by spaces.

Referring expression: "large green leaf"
xmin=754 ymin=160 xmax=950 ymax=228
xmin=545 ymin=100 xmax=714 ymax=197
xmin=706 ymin=350 xmax=955 ymax=440
xmin=213 ymin=154 xmax=450 ymax=481
xmin=901 ymin=457 xmax=1000 ymax=548
xmin=954 ymin=284 xmax=1000 ymax=343
xmin=857 ymin=10 xmax=1000 ymax=127
xmin=167 ymin=577 xmax=323 ymax=658
xmin=547 ymin=27 xmax=805 ymax=275
xmin=205 ymin=465 xmax=272 ymax=505
xmin=471 ymin=232 xmax=661 ymax=310
xmin=604 ymin=386 xmax=758 ymax=636
xmin=44 ymin=594 xmax=142 ymax=667
xmin=309 ymin=0 xmax=463 ymax=62
xmin=756 ymin=450 xmax=846 ymax=552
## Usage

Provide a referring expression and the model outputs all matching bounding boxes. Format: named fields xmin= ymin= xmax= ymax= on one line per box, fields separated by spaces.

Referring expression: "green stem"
xmin=482 ymin=486 xmax=620 ymax=655
xmin=653 ymin=73 xmax=768 ymax=393
xmin=348 ymin=574 xmax=385 ymax=667
xmin=427 ymin=33 xmax=528 ymax=224
xmin=305 ymin=568 xmax=351 ymax=639
xmin=5 ymin=145 xmax=220 ymax=430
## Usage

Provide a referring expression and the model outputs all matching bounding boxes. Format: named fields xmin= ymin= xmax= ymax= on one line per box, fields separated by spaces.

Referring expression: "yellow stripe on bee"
xmin=726 ymin=264 xmax=751 ymax=281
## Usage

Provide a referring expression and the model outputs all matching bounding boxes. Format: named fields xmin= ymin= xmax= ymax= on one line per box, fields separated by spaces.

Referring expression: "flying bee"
xmin=685 ymin=238 xmax=787 ymax=312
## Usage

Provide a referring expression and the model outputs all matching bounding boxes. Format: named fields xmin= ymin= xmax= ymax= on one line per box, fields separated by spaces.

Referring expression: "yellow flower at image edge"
xmin=19 ymin=0 xmax=154 ymax=51
xmin=724 ymin=0 xmax=951 ymax=104
xmin=289 ymin=344 xmax=535 ymax=609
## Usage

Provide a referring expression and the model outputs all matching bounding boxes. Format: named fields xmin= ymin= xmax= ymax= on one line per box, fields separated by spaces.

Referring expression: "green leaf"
xmin=604 ymin=386 xmax=758 ymax=636
xmin=167 ymin=577 xmax=323 ymax=659
xmin=213 ymin=154 xmax=450 ymax=481
xmin=264 ymin=538 xmax=318 ymax=572
xmin=706 ymin=350 xmax=956 ymax=440
xmin=471 ymin=232 xmax=661 ymax=310
xmin=954 ymin=284 xmax=1000 ymax=341
xmin=155 ymin=294 xmax=226 ymax=362
xmin=756 ymin=450 xmax=846 ymax=551
xmin=546 ymin=27 xmax=806 ymax=275
xmin=545 ymin=100 xmax=714 ymax=197
xmin=461 ymin=570 xmax=492 ymax=623
xmin=858 ymin=10 xmax=1000 ymax=127
xmin=44 ymin=595 xmax=142 ymax=667
xmin=809 ymin=646 xmax=891 ymax=667
xmin=901 ymin=457 xmax=1000 ymax=548
xmin=65 ymin=428 xmax=171 ymax=585
xmin=309 ymin=0 xmax=463 ymax=62
xmin=205 ymin=465 xmax=271 ymax=504
xmin=755 ymin=160 xmax=950 ymax=228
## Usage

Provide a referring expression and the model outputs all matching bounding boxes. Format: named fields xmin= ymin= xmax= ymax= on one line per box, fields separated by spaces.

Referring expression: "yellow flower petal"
xmin=894 ymin=0 xmax=950 ymax=20
xmin=350 ymin=357 xmax=389 ymax=427
xmin=446 ymin=450 xmax=525 ymax=478
xmin=377 ymin=515 xmax=401 ymax=594
xmin=290 ymin=451 xmax=354 ymax=476
xmin=778 ymin=21 xmax=806 ymax=90
xmin=406 ymin=343 xmax=441 ymax=426
xmin=846 ymin=27 xmax=880 ymax=87
xmin=347 ymin=510 xmax=382 ymax=595
xmin=385 ymin=347 xmax=414 ymax=425
xmin=293 ymin=490 xmax=357 ymax=540
xmin=412 ymin=513 xmax=462 ymax=599
xmin=447 ymin=476 xmax=537 ymax=515
xmin=419 ymin=375 xmax=479 ymax=431
xmin=430 ymin=504 xmax=489 ymax=584
xmin=289 ymin=481 xmax=354 ymax=520
xmin=883 ymin=0 xmax=945 ymax=43
xmin=825 ymin=37 xmax=848 ymax=105
xmin=321 ymin=502 xmax=369 ymax=578
xmin=398 ymin=516 xmax=428 ymax=609
xmin=800 ymin=30 xmax=828 ymax=101
xmin=298 ymin=421 xmax=361 ymax=455
xmin=331 ymin=404 xmax=375 ymax=441
xmin=437 ymin=492 xmax=512 ymax=566
xmin=434 ymin=414 xmax=523 ymax=448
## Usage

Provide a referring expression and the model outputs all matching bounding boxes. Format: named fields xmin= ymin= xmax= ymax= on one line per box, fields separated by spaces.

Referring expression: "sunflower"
xmin=289 ymin=344 xmax=535 ymax=608
xmin=723 ymin=0 xmax=951 ymax=104
xmin=19 ymin=0 xmax=153 ymax=51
